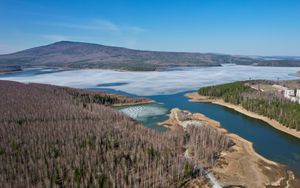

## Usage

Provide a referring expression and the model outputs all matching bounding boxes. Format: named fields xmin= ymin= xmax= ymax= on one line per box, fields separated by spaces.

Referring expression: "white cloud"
xmin=44 ymin=19 xmax=146 ymax=33
xmin=94 ymin=19 xmax=120 ymax=31
xmin=54 ymin=19 xmax=120 ymax=32
xmin=124 ymin=26 xmax=147 ymax=33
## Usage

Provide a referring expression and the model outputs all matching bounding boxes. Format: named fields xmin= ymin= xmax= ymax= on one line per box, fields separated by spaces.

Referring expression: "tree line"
xmin=198 ymin=81 xmax=300 ymax=131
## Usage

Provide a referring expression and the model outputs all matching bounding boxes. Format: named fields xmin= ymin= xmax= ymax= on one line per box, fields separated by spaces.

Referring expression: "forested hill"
xmin=0 ymin=80 xmax=233 ymax=187
xmin=198 ymin=81 xmax=300 ymax=131
xmin=0 ymin=41 xmax=249 ymax=71
xmin=1 ymin=41 xmax=299 ymax=71
xmin=0 ymin=80 xmax=185 ymax=187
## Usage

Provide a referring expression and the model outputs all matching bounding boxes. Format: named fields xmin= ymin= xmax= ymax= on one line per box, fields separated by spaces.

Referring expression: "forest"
xmin=198 ymin=81 xmax=300 ymax=131
xmin=187 ymin=125 xmax=233 ymax=167
xmin=0 ymin=80 xmax=232 ymax=187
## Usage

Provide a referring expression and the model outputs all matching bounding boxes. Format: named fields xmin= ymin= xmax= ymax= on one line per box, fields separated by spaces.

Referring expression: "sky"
xmin=0 ymin=0 xmax=299 ymax=56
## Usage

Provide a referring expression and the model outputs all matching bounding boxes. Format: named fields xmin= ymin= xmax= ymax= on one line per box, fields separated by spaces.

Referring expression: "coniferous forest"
xmin=0 ymin=80 xmax=232 ymax=187
xmin=198 ymin=81 xmax=300 ymax=131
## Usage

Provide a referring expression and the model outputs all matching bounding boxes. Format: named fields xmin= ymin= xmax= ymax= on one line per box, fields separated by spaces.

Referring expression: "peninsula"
xmin=186 ymin=80 xmax=300 ymax=139
xmin=159 ymin=108 xmax=300 ymax=187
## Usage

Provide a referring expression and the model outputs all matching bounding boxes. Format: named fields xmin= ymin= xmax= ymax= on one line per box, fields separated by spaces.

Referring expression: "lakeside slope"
xmin=186 ymin=92 xmax=300 ymax=139
xmin=159 ymin=108 xmax=300 ymax=187
xmin=0 ymin=80 xmax=204 ymax=187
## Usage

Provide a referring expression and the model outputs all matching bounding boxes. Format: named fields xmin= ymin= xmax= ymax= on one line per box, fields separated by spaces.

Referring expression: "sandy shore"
xmin=185 ymin=92 xmax=300 ymax=139
xmin=159 ymin=108 xmax=300 ymax=187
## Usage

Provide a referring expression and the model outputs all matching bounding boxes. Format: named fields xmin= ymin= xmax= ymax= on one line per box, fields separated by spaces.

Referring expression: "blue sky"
xmin=0 ymin=0 xmax=299 ymax=55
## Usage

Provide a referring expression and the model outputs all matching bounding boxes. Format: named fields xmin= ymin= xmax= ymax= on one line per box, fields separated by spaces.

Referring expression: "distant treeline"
xmin=0 ymin=81 xmax=231 ymax=187
xmin=3 ymin=41 xmax=300 ymax=73
xmin=198 ymin=81 xmax=300 ymax=131
xmin=0 ymin=65 xmax=22 ymax=73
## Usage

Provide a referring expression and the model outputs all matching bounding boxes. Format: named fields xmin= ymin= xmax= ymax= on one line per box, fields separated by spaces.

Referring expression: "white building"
xmin=283 ymin=89 xmax=300 ymax=104
xmin=297 ymin=89 xmax=300 ymax=98
xmin=293 ymin=97 xmax=300 ymax=104
xmin=284 ymin=89 xmax=295 ymax=98
xmin=291 ymin=97 xmax=297 ymax=103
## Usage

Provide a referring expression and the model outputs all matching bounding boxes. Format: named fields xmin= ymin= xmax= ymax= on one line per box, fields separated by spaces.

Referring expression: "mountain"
xmin=0 ymin=41 xmax=299 ymax=71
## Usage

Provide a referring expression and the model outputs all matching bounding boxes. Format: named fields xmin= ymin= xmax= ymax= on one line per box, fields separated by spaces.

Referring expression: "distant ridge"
xmin=0 ymin=41 xmax=299 ymax=71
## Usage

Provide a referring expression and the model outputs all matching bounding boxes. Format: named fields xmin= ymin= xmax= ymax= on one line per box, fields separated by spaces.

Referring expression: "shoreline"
xmin=159 ymin=108 xmax=278 ymax=165
xmin=0 ymin=70 xmax=23 ymax=75
xmin=159 ymin=108 xmax=299 ymax=187
xmin=185 ymin=92 xmax=300 ymax=139
xmin=112 ymin=100 xmax=154 ymax=107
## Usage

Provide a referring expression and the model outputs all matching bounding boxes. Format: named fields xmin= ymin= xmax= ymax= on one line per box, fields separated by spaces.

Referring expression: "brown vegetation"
xmin=161 ymin=108 xmax=300 ymax=188
xmin=0 ymin=81 xmax=190 ymax=187
xmin=187 ymin=125 xmax=233 ymax=167
xmin=160 ymin=109 xmax=233 ymax=168
xmin=0 ymin=80 xmax=236 ymax=187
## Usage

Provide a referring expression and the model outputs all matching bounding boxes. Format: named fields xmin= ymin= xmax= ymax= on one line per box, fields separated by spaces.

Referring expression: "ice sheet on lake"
xmin=118 ymin=104 xmax=168 ymax=121
xmin=0 ymin=65 xmax=299 ymax=96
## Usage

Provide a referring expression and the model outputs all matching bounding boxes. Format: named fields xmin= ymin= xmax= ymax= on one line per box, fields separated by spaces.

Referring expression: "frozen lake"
xmin=0 ymin=65 xmax=299 ymax=96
